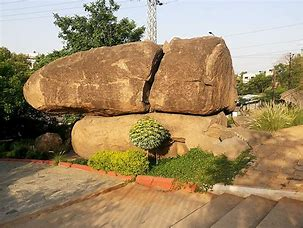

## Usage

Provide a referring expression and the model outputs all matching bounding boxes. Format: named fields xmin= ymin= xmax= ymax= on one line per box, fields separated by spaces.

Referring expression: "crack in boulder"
xmin=142 ymin=48 xmax=164 ymax=109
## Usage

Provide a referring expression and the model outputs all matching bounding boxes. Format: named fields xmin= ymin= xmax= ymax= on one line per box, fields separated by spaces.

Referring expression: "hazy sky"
xmin=1 ymin=0 xmax=303 ymax=73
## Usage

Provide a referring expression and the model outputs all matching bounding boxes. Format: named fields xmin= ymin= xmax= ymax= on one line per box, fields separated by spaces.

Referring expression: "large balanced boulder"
xmin=24 ymin=41 xmax=163 ymax=116
xmin=149 ymin=36 xmax=237 ymax=115
xmin=71 ymin=113 xmax=227 ymax=159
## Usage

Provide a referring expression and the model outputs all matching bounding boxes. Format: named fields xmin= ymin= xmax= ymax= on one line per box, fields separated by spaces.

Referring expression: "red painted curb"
xmin=151 ymin=177 xmax=175 ymax=191
xmin=136 ymin=175 xmax=155 ymax=187
xmin=136 ymin=176 xmax=177 ymax=191
xmin=98 ymin=170 xmax=106 ymax=175
xmin=107 ymin=171 xmax=117 ymax=177
xmin=58 ymin=162 xmax=72 ymax=168
xmin=70 ymin=164 xmax=96 ymax=172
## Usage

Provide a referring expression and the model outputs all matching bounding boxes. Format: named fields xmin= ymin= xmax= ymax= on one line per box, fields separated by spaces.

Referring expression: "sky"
xmin=1 ymin=0 xmax=303 ymax=74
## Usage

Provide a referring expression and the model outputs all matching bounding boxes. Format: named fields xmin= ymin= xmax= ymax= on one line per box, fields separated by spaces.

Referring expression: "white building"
xmin=242 ymin=70 xmax=273 ymax=84
xmin=242 ymin=73 xmax=256 ymax=84
xmin=27 ymin=51 xmax=39 ymax=69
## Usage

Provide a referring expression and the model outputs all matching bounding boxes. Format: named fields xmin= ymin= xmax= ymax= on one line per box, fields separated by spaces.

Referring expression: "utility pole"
xmin=288 ymin=52 xmax=295 ymax=89
xmin=147 ymin=0 xmax=162 ymax=43
xmin=269 ymin=69 xmax=276 ymax=104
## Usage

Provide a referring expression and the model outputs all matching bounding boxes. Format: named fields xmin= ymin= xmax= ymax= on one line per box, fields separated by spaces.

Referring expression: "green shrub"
xmin=70 ymin=158 xmax=88 ymax=165
xmin=250 ymin=103 xmax=303 ymax=131
xmin=0 ymin=139 xmax=54 ymax=160
xmin=129 ymin=117 xmax=170 ymax=150
xmin=88 ymin=150 xmax=149 ymax=176
xmin=148 ymin=148 xmax=254 ymax=191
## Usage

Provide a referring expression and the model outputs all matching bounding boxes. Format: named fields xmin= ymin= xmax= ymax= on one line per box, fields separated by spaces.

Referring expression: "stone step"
xmin=172 ymin=193 xmax=243 ymax=228
xmin=257 ymin=197 xmax=303 ymax=228
xmin=211 ymin=195 xmax=276 ymax=228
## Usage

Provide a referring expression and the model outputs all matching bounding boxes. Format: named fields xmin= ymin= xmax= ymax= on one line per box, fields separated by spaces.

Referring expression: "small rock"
xmin=211 ymin=136 xmax=250 ymax=160
xmin=35 ymin=132 xmax=63 ymax=153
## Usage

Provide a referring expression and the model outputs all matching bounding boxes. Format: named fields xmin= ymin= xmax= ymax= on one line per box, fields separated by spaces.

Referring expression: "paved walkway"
xmin=0 ymin=161 xmax=123 ymax=223
xmin=4 ymin=183 xmax=303 ymax=228
xmin=4 ymin=183 xmax=215 ymax=228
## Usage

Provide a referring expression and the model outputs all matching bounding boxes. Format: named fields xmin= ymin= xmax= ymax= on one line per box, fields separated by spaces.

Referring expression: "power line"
xmin=2 ymin=6 xmax=84 ymax=17
xmin=0 ymin=0 xmax=131 ymax=12
xmin=232 ymin=38 xmax=303 ymax=50
xmin=1 ymin=0 xmax=140 ymax=17
xmin=0 ymin=5 xmax=146 ymax=22
xmin=225 ymin=22 xmax=303 ymax=37
xmin=0 ymin=0 xmax=27 ymax=5
xmin=0 ymin=0 xmax=86 ymax=12
xmin=232 ymin=49 xmax=300 ymax=58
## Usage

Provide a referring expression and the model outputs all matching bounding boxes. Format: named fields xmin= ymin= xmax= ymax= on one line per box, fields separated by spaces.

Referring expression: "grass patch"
xmin=53 ymin=151 xmax=68 ymax=165
xmin=250 ymin=103 xmax=303 ymax=131
xmin=148 ymin=148 xmax=254 ymax=191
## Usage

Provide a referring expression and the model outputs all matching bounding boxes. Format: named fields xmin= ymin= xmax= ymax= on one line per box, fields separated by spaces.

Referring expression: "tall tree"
xmin=53 ymin=0 xmax=145 ymax=53
xmin=246 ymin=72 xmax=272 ymax=94
xmin=0 ymin=47 xmax=30 ymax=120
xmin=274 ymin=54 xmax=303 ymax=90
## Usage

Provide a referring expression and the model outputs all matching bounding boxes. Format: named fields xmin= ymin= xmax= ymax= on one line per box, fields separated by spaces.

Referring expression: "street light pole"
xmin=288 ymin=52 xmax=295 ymax=89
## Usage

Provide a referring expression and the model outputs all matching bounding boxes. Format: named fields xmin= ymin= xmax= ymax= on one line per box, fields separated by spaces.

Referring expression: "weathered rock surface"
xmin=24 ymin=37 xmax=237 ymax=116
xmin=71 ymin=113 xmax=227 ymax=159
xmin=211 ymin=137 xmax=250 ymax=160
xmin=24 ymin=41 xmax=163 ymax=116
xmin=35 ymin=132 xmax=62 ymax=153
xmin=149 ymin=36 xmax=237 ymax=115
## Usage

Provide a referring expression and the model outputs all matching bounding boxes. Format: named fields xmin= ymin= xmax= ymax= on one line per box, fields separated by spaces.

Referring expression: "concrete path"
xmin=3 ymin=183 xmax=215 ymax=228
xmin=3 ymin=183 xmax=303 ymax=228
xmin=0 ymin=161 xmax=123 ymax=223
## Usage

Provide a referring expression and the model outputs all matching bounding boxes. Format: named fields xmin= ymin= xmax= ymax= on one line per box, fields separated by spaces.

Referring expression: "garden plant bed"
xmin=0 ymin=158 xmax=198 ymax=193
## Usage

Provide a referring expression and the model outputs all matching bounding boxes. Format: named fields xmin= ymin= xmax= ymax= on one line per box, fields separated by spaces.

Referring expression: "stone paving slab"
xmin=4 ymin=183 xmax=215 ymax=228
xmin=0 ymin=161 xmax=123 ymax=223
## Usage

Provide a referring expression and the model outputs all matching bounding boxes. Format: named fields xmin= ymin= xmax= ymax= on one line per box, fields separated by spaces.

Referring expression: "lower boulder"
xmin=71 ymin=112 xmax=227 ymax=159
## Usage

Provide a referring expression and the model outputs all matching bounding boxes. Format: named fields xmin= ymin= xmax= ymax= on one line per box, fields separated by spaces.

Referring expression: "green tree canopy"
xmin=53 ymin=0 xmax=145 ymax=53
xmin=0 ymin=47 xmax=30 ymax=120
xmin=236 ymin=72 xmax=272 ymax=95
xmin=274 ymin=54 xmax=303 ymax=90
xmin=246 ymin=72 xmax=272 ymax=94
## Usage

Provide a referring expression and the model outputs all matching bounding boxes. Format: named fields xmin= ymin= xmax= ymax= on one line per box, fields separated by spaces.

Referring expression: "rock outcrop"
xmin=24 ymin=41 xmax=163 ymax=116
xmin=24 ymin=36 xmax=241 ymax=160
xmin=149 ymin=36 xmax=237 ymax=115
xmin=71 ymin=113 xmax=227 ymax=159
xmin=35 ymin=132 xmax=63 ymax=153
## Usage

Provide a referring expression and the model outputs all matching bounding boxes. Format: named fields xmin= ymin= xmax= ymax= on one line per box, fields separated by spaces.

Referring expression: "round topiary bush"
xmin=129 ymin=117 xmax=170 ymax=151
